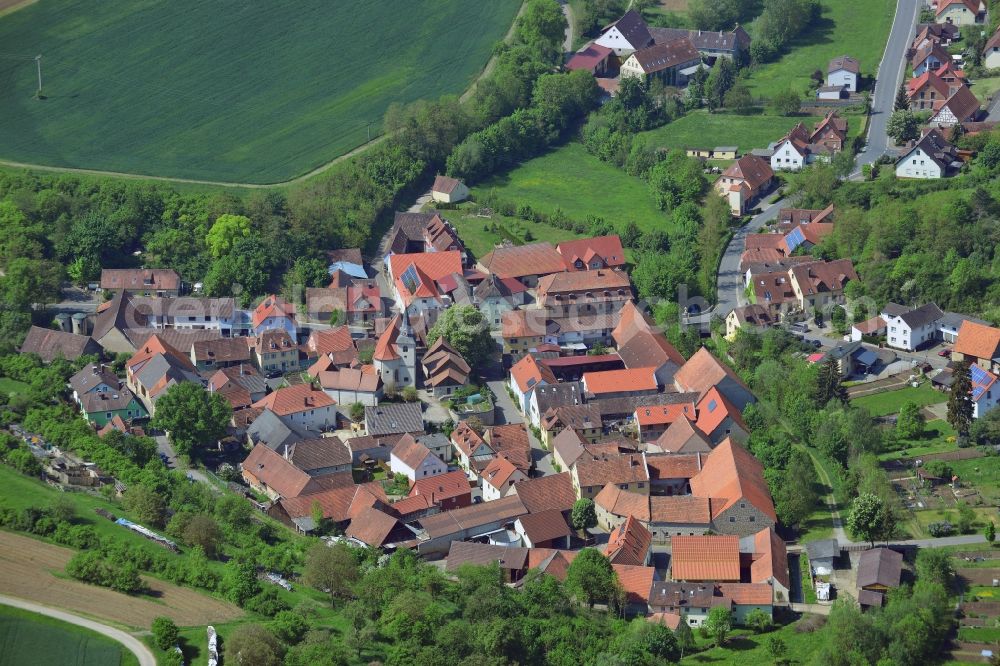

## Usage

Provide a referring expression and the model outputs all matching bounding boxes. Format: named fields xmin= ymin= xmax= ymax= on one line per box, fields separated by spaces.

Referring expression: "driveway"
xmin=0 ymin=594 xmax=157 ymax=666
xmin=985 ymin=91 xmax=1000 ymax=122
xmin=487 ymin=379 xmax=523 ymax=425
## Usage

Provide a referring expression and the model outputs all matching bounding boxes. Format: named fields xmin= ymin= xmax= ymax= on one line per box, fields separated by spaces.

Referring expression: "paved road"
xmin=857 ymin=0 xmax=921 ymax=169
xmin=698 ymin=0 xmax=921 ymax=322
xmin=0 ymin=594 xmax=157 ymax=666
xmin=986 ymin=90 xmax=1000 ymax=121
xmin=560 ymin=1 xmax=575 ymax=54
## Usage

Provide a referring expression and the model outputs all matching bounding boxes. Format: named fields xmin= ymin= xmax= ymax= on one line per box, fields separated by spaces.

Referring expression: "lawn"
xmin=439 ymin=204 xmax=588 ymax=261
xmin=880 ymin=420 xmax=957 ymax=461
xmin=851 ymin=383 xmax=946 ymax=417
xmin=0 ymin=0 xmax=520 ymax=183
xmin=909 ymin=507 xmax=998 ymax=538
xmin=471 ymin=142 xmax=674 ymax=234
xmin=0 ymin=377 xmax=28 ymax=397
xmin=971 ymin=76 xmax=1000 ymax=103
xmin=743 ymin=0 xmax=896 ymax=98
xmin=0 ymin=603 xmax=137 ymax=666
xmin=948 ymin=456 xmax=1000 ymax=504
xmin=680 ymin=615 xmax=827 ymax=665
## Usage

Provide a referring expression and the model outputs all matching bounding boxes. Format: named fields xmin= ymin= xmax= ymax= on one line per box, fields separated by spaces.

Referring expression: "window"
xmin=749 ymin=516 xmax=756 ymax=522
xmin=106 ymin=412 xmax=112 ymax=419
xmin=739 ymin=502 xmax=745 ymax=509
xmin=729 ymin=517 xmax=736 ymax=523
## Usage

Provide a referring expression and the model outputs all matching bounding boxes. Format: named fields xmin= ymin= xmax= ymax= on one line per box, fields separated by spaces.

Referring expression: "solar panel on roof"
xmin=401 ymin=265 xmax=420 ymax=295
xmin=707 ymin=399 xmax=717 ymax=412
xmin=785 ymin=227 xmax=806 ymax=252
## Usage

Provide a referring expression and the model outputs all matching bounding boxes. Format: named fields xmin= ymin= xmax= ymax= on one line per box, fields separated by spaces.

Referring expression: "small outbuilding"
xmin=857 ymin=548 xmax=903 ymax=593
xmin=431 ymin=175 xmax=470 ymax=204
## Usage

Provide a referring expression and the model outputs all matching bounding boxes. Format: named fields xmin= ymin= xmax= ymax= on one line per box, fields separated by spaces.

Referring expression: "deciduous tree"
xmin=570 ymin=498 xmax=597 ymax=532
xmin=303 ymin=542 xmax=359 ymax=604
xmin=948 ymin=361 xmax=974 ymax=437
xmin=150 ymin=382 xmax=232 ymax=459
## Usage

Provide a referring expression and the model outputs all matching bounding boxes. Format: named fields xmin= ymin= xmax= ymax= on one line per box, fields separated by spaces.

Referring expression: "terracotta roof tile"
xmin=594 ymin=484 xmax=651 ymax=522
xmin=508 ymin=472 xmax=577 ymax=513
xmin=575 ymin=452 xmax=649 ymax=488
xmin=671 ymin=535 xmax=741 ymax=581
xmin=612 ymin=564 xmax=655 ymax=605
xmin=605 ymin=515 xmax=652 ymax=566
xmin=583 ymin=367 xmax=658 ymax=394
xmin=751 ymin=527 xmax=790 ymax=589
xmin=954 ymin=320 xmax=1000 ymax=360
xmin=673 ymin=347 xmax=750 ymax=400
xmin=345 ymin=505 xmax=399 ymax=547
xmin=653 ymin=418 xmax=712 ymax=454
xmin=479 ymin=242 xmax=567 ymax=280
xmin=649 ymin=495 xmax=712 ymax=524
xmin=635 ymin=403 xmax=696 ymax=426
xmin=409 ymin=469 xmax=471 ymax=504
xmin=557 ymin=235 xmax=626 ymax=270
xmin=517 ymin=509 xmax=572 ymax=544
xmin=253 ymin=384 xmax=335 ymax=416
xmin=510 ymin=354 xmax=557 ymax=393
xmin=689 ymin=438 xmax=777 ymax=522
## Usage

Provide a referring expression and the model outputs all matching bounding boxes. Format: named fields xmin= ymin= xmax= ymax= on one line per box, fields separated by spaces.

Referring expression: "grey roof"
xmin=416 ymin=433 xmax=450 ymax=450
xmin=365 ymin=402 xmax=424 ymax=437
xmin=824 ymin=341 xmax=863 ymax=362
xmin=70 ymin=364 xmax=120 ymax=397
xmin=592 ymin=393 xmax=697 ymax=418
xmin=132 ymin=296 xmax=235 ymax=319
xmin=386 ymin=212 xmax=435 ymax=255
xmin=901 ymin=129 xmax=960 ymax=171
xmin=79 ymin=387 xmax=140 ymax=413
xmin=445 ymin=541 xmax=529 ymax=572
xmin=805 ymin=538 xmax=839 ymax=561
xmin=92 ymin=291 xmax=146 ymax=342
xmin=282 ymin=436 xmax=351 ymax=472
xmin=533 ymin=382 xmax=584 ymax=414
xmin=938 ymin=311 xmax=991 ymax=330
xmin=650 ymin=25 xmax=750 ymax=52
xmin=882 ymin=302 xmax=910 ymax=317
xmin=607 ymin=8 xmax=653 ymax=49
xmin=246 ymin=409 xmax=310 ymax=450
xmin=896 ymin=303 xmax=944 ymax=329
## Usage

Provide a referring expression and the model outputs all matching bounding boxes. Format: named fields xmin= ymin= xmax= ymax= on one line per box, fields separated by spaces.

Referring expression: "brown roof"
xmin=612 ymin=564 xmax=655 ymax=606
xmin=649 ymin=495 xmax=712 ymax=524
xmin=253 ymin=385 xmax=335 ymax=416
xmin=432 ymin=174 xmax=464 ymax=195
xmin=20 ymin=326 xmax=98 ymax=362
xmin=936 ymin=84 xmax=981 ymax=122
xmin=391 ymin=435 xmax=439 ymax=470
xmin=422 ymin=337 xmax=471 ymax=387
xmin=101 ymin=269 xmax=180 ymax=291
xmin=789 ymin=258 xmax=858 ymax=296
xmin=517 ymin=509 xmax=572 ymax=544
xmin=605 ymin=515 xmax=652 ymax=566
xmin=574 ymin=452 xmax=648 ymax=488
xmin=243 ymin=444 xmax=325 ymax=498
xmin=479 ymin=242 xmax=566 ymax=280
xmin=283 ymin=436 xmax=351 ymax=472
xmin=317 ymin=365 xmax=380 ymax=393
xmin=481 ymin=456 xmax=521 ymax=491
xmin=629 ymin=37 xmax=700 ymax=73
xmin=345 ymin=505 xmax=399 ymax=547
xmin=542 ymin=404 xmax=602 ymax=432
xmin=536 ymin=267 xmax=631 ymax=296
xmin=653 ymin=417 xmax=712 ymax=454
xmin=645 ymin=453 xmax=703 ymax=480
xmin=307 ymin=326 xmax=355 ymax=357
xmin=720 ymin=155 xmax=774 ymax=193
xmin=594 ymin=483 xmax=651 ymax=522
xmin=857 ymin=548 xmax=903 ymax=589
xmin=730 ymin=304 xmax=776 ymax=328
xmin=671 ymin=535 xmax=741 ymax=581
xmin=647 ymin=613 xmax=682 ymax=630
xmin=556 ymin=235 xmax=626 ymax=271
xmin=509 ymin=472 xmax=577 ymax=514
xmin=445 ymin=542 xmax=529 ymax=572
xmin=617 ymin=330 xmax=686 ymax=371
xmin=689 ymin=438 xmax=777 ymax=522
xmin=828 ymin=55 xmax=859 ymax=74
xmin=717 ymin=582 xmax=773 ymax=605
xmin=277 ymin=482 xmax=385 ymax=523
xmin=418 ymin=494 xmax=527 ymax=539
xmin=192 ymin=337 xmax=252 ymax=364
xmin=954 ymin=320 xmax=1000 ymax=360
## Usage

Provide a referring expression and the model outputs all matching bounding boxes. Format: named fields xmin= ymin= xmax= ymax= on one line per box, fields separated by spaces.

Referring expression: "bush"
xmin=245 ymin=588 xmax=291 ymax=617
xmin=66 ymin=550 xmax=143 ymax=594
xmin=151 ymin=616 xmax=180 ymax=651
xmin=927 ymin=521 xmax=955 ymax=537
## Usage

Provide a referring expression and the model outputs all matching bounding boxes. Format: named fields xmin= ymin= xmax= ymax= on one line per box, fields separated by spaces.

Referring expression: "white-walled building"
xmin=826 ymin=56 xmax=859 ymax=92
xmin=481 ymin=457 xmax=527 ymax=501
xmin=390 ymin=435 xmax=448 ymax=484
xmin=881 ymin=302 xmax=944 ymax=351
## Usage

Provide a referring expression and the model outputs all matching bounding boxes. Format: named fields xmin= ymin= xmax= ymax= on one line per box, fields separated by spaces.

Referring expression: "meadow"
xmin=743 ymin=0 xmax=896 ymax=98
xmin=0 ymin=604 xmax=136 ymax=666
xmin=851 ymin=383 xmax=946 ymax=417
xmin=0 ymin=0 xmax=520 ymax=183
xmin=471 ymin=142 xmax=674 ymax=235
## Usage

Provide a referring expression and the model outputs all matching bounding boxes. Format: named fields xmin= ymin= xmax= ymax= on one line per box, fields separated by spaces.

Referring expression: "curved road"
xmin=693 ymin=0 xmax=922 ymax=324
xmin=0 ymin=594 xmax=156 ymax=666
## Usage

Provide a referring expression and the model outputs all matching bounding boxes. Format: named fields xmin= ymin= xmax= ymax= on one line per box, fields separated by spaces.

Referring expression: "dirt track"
xmin=0 ymin=532 xmax=243 ymax=628
xmin=0 ymin=0 xmax=36 ymax=14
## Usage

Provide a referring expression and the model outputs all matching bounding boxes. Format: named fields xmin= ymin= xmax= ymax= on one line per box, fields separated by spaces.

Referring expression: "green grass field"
xmin=0 ymin=0 xmax=520 ymax=183
xmin=0 ymin=377 xmax=28 ymax=397
xmin=680 ymin=617 xmax=825 ymax=665
xmin=880 ymin=420 xmax=957 ymax=461
xmin=471 ymin=142 xmax=674 ymax=234
xmin=0 ymin=604 xmax=136 ymax=666
xmin=851 ymin=383 xmax=946 ymax=417
xmin=744 ymin=0 xmax=896 ymax=98
xmin=439 ymin=204 xmax=587 ymax=260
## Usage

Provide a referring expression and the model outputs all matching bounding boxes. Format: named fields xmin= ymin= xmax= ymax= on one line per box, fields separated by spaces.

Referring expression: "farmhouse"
xmin=594 ymin=9 xmax=653 ymax=56
xmin=478 ymin=242 xmax=567 ymax=288
xmin=620 ymin=38 xmax=702 ymax=86
xmin=101 ymin=269 xmax=181 ymax=297
xmin=930 ymin=85 xmax=981 ymax=126
xmin=714 ymin=155 xmax=774 ymax=215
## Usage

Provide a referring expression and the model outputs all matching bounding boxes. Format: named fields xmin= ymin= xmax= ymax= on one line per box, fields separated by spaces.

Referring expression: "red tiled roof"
xmin=671 ymin=535 xmax=741 ymax=581
xmin=605 ymin=515 xmax=652 ymax=566
xmin=717 ymin=583 xmax=773 ymax=605
xmin=635 ymin=403 xmax=696 ymax=426
xmin=751 ymin=527 xmax=790 ymax=590
xmin=720 ymin=155 xmax=773 ymax=193
xmin=409 ymin=469 xmax=471 ymax=504
xmin=645 ymin=453 xmax=703 ymax=480
xmin=252 ymin=295 xmax=296 ymax=329
xmin=307 ymin=326 xmax=354 ymax=356
xmin=345 ymin=505 xmax=399 ymax=547
xmin=432 ymin=174 xmax=464 ymax=195
xmin=556 ymin=235 xmax=626 ymax=271
xmin=517 ymin=509 xmax=572 ymax=544
xmin=583 ymin=367 xmax=658 ymax=394
xmin=565 ymin=44 xmax=614 ymax=72
xmin=689 ymin=438 xmax=777 ymax=522
xmin=243 ymin=444 xmax=328 ymax=498
xmin=694 ymin=386 xmax=746 ymax=437
xmin=612 ymin=564 xmax=655 ymax=605
xmin=481 ymin=456 xmax=521 ymax=491
xmin=594 ymin=483 xmax=651 ymax=522
xmin=649 ymin=495 xmax=712 ymax=524
xmin=937 ymin=0 xmax=981 ymax=16
xmin=954 ymin=320 xmax=1000 ymax=360
xmin=391 ymin=434 xmax=437 ymax=470
xmin=510 ymin=354 xmax=557 ymax=393
xmin=674 ymin=347 xmax=750 ymax=399
xmin=253 ymin=384 xmax=335 ymax=416
xmin=574 ymin=452 xmax=649 ymax=488
xmin=389 ymin=251 xmax=463 ymax=306
xmin=653 ymin=417 xmax=712 ymax=454
xmin=373 ymin=313 xmax=403 ymax=362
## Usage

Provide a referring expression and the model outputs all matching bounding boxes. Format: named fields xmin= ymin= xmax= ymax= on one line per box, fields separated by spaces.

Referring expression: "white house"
xmin=390 ymin=435 xmax=448 ymax=484
xmin=881 ymin=303 xmax=944 ymax=351
xmin=895 ymin=129 xmax=960 ymax=179
xmin=252 ymin=386 xmax=337 ymax=432
xmin=929 ymin=85 xmax=981 ymax=127
xmin=770 ymin=134 xmax=808 ymax=172
xmin=480 ymin=457 xmax=527 ymax=501
xmin=594 ymin=9 xmax=653 ymax=56
xmin=986 ymin=28 xmax=1000 ymax=68
xmin=431 ymin=175 xmax=469 ymax=204
xmin=826 ymin=56 xmax=859 ymax=92
xmin=508 ymin=354 xmax=556 ymax=415
xmin=971 ymin=365 xmax=1000 ymax=418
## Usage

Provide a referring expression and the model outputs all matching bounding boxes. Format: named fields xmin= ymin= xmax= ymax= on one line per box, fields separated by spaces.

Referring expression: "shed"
xmin=805 ymin=539 xmax=839 ymax=576
xmin=857 ymin=548 xmax=902 ymax=592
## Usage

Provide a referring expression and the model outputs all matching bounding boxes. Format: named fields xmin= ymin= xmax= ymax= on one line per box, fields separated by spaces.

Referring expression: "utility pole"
xmin=34 ymin=54 xmax=42 ymax=96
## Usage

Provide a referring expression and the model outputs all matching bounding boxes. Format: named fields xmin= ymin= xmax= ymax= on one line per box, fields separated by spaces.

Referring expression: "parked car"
xmin=938 ymin=348 xmax=951 ymax=357
xmin=790 ymin=322 xmax=809 ymax=334
xmin=806 ymin=339 xmax=822 ymax=348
